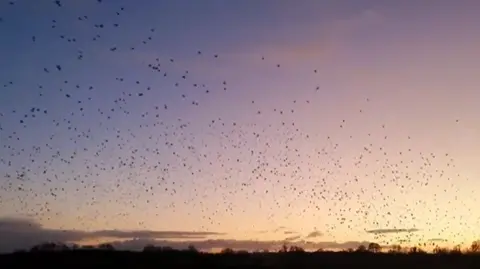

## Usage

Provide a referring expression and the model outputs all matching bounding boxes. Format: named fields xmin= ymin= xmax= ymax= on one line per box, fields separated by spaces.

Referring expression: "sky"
xmin=1 ymin=0 xmax=480 ymax=253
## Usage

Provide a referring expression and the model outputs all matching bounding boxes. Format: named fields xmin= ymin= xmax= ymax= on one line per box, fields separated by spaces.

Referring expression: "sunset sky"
xmin=0 ymin=0 xmax=479 ymax=253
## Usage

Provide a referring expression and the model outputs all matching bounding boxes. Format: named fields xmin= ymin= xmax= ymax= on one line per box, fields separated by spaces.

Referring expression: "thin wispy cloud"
xmin=90 ymin=230 xmax=219 ymax=239
xmin=306 ymin=231 xmax=323 ymax=238
xmin=366 ymin=228 xmax=420 ymax=235
xmin=284 ymin=235 xmax=302 ymax=242
xmin=272 ymin=226 xmax=289 ymax=233
xmin=428 ymin=238 xmax=448 ymax=242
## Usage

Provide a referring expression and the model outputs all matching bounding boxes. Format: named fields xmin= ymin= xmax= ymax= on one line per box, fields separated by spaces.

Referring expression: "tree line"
xmin=13 ymin=240 xmax=480 ymax=255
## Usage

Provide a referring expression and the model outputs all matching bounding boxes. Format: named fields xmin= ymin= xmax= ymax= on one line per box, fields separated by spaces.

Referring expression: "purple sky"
xmin=0 ymin=0 xmax=479 ymax=253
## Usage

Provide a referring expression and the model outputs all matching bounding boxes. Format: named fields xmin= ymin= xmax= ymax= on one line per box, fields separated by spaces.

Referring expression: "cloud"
xmin=284 ymin=235 xmax=302 ymax=241
xmin=0 ymin=217 xmax=42 ymax=231
xmin=90 ymin=230 xmax=217 ymax=239
xmin=330 ymin=9 xmax=384 ymax=34
xmin=0 ymin=218 xmax=369 ymax=253
xmin=264 ymin=8 xmax=384 ymax=61
xmin=272 ymin=226 xmax=288 ymax=233
xmin=174 ymin=7 xmax=386 ymax=79
xmin=428 ymin=238 xmax=448 ymax=242
xmin=306 ymin=231 xmax=323 ymax=238
xmin=252 ymin=227 xmax=294 ymax=235
xmin=366 ymin=228 xmax=420 ymax=234
xmin=0 ymin=218 xmax=221 ymax=253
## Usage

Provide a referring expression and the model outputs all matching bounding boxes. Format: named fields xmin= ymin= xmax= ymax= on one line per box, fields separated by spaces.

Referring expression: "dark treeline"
xmin=1 ymin=242 xmax=480 ymax=268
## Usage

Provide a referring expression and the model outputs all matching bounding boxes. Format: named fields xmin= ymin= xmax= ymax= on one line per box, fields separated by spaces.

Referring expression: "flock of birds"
xmin=0 ymin=0 xmax=479 ymax=251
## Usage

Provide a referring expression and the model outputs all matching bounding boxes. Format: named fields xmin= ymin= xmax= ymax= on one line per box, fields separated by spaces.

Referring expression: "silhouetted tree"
xmin=470 ymin=241 xmax=480 ymax=253
xmin=433 ymin=246 xmax=449 ymax=254
xmin=59 ymin=243 xmax=69 ymax=251
xmin=221 ymin=248 xmax=235 ymax=254
xmin=187 ymin=244 xmax=198 ymax=253
xmin=450 ymin=245 xmax=462 ymax=255
xmin=356 ymin=245 xmax=367 ymax=252
xmin=161 ymin=246 xmax=174 ymax=252
xmin=388 ymin=245 xmax=402 ymax=253
xmin=143 ymin=244 xmax=158 ymax=252
xmin=408 ymin=246 xmax=425 ymax=254
xmin=30 ymin=242 xmax=68 ymax=252
xmin=30 ymin=242 xmax=51 ymax=252
xmin=368 ymin=242 xmax=381 ymax=253
xmin=98 ymin=243 xmax=115 ymax=251
xmin=288 ymin=246 xmax=305 ymax=253
xmin=279 ymin=244 xmax=288 ymax=253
